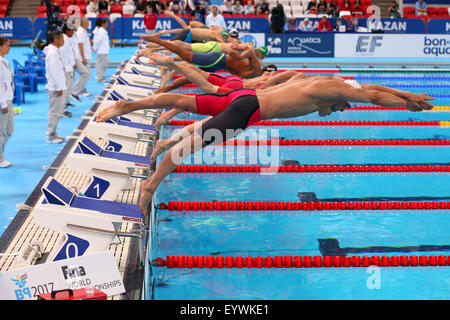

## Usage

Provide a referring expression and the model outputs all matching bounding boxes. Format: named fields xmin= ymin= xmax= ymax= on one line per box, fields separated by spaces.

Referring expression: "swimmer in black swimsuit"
xmin=97 ymin=76 xmax=435 ymax=215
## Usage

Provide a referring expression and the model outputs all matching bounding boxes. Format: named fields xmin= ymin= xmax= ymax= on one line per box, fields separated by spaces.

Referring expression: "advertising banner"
xmin=427 ymin=19 xmax=450 ymax=34
xmin=357 ymin=18 xmax=426 ymax=33
xmin=119 ymin=16 xmax=188 ymax=40
xmin=225 ymin=17 xmax=270 ymax=33
xmin=33 ymin=17 xmax=112 ymax=40
xmin=266 ymin=32 xmax=334 ymax=57
xmin=0 ymin=17 xmax=33 ymax=40
xmin=335 ymin=33 xmax=450 ymax=58
xmin=0 ymin=251 xmax=125 ymax=300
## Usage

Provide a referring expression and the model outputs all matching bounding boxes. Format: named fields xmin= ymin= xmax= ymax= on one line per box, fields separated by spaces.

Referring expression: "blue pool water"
xmin=148 ymin=68 xmax=450 ymax=300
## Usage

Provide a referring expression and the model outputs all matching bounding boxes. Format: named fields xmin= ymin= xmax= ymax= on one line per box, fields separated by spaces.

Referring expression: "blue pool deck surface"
xmin=0 ymin=46 xmax=449 ymax=300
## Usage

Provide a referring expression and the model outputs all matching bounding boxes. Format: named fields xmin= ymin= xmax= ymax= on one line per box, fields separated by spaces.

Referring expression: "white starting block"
xmin=124 ymin=63 xmax=162 ymax=79
xmin=33 ymin=177 xmax=144 ymax=262
xmin=110 ymin=73 xmax=161 ymax=90
xmin=73 ymin=135 xmax=151 ymax=167
xmin=78 ymin=114 xmax=157 ymax=154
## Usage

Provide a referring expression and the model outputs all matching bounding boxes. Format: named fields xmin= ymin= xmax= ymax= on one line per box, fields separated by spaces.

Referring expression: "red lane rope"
xmin=160 ymin=200 xmax=450 ymax=211
xmin=216 ymin=139 xmax=450 ymax=146
xmin=173 ymin=164 xmax=450 ymax=174
xmin=279 ymin=69 xmax=341 ymax=74
xmin=167 ymin=120 xmax=442 ymax=127
xmin=156 ymin=254 xmax=450 ymax=269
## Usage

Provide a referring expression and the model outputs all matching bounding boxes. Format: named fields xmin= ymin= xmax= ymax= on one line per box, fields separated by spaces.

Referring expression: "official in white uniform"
xmin=44 ymin=30 xmax=67 ymax=144
xmin=93 ymin=18 xmax=110 ymax=83
xmin=73 ymin=17 xmax=92 ymax=99
xmin=61 ymin=24 xmax=76 ymax=116
xmin=0 ymin=37 xmax=14 ymax=168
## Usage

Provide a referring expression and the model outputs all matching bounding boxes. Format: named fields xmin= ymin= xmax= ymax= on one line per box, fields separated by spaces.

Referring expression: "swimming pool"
xmin=145 ymin=68 xmax=450 ymax=300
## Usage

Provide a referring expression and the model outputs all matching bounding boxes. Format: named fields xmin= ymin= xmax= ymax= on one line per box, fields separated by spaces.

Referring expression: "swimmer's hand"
xmin=405 ymin=93 xmax=435 ymax=112
xmin=155 ymin=114 xmax=169 ymax=131
xmin=136 ymin=48 xmax=151 ymax=58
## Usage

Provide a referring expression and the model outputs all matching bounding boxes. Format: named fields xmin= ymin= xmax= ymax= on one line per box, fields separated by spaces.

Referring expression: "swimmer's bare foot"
xmin=150 ymin=139 xmax=169 ymax=162
xmin=96 ymin=100 xmax=128 ymax=122
xmin=139 ymin=180 xmax=156 ymax=216
xmin=146 ymin=33 xmax=160 ymax=43
xmin=148 ymin=53 xmax=174 ymax=67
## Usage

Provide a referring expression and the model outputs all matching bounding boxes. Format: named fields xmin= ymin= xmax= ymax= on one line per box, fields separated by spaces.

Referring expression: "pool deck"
xmin=0 ymin=60 xmax=156 ymax=300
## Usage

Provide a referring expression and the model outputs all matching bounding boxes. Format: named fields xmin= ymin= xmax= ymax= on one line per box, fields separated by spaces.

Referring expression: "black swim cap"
xmin=262 ymin=64 xmax=278 ymax=72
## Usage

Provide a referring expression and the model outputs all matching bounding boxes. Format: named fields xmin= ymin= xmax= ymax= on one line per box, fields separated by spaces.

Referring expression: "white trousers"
xmin=63 ymin=71 xmax=74 ymax=106
xmin=95 ymin=54 xmax=109 ymax=82
xmin=0 ymin=101 xmax=14 ymax=162
xmin=47 ymin=90 xmax=65 ymax=136
xmin=73 ymin=59 xmax=91 ymax=96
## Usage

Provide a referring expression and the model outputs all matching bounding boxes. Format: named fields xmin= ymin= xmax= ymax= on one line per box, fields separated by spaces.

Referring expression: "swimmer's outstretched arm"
xmin=311 ymin=80 xmax=432 ymax=109
xmin=262 ymin=70 xmax=303 ymax=89
xmin=155 ymin=76 xmax=192 ymax=93
xmin=361 ymin=84 xmax=434 ymax=111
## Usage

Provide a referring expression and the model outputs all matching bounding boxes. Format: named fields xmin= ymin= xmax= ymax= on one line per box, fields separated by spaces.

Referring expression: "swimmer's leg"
xmin=140 ymin=121 xmax=207 ymax=215
xmin=96 ymin=94 xmax=197 ymax=122
xmin=146 ymin=34 xmax=194 ymax=63
xmin=151 ymin=116 xmax=212 ymax=162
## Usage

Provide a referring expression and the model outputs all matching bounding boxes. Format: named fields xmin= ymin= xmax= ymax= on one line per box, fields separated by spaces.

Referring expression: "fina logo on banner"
xmin=423 ymin=36 xmax=450 ymax=57
xmin=267 ymin=36 xmax=282 ymax=54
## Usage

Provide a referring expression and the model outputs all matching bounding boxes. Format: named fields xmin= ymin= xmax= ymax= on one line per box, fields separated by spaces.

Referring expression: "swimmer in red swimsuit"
xmin=148 ymin=53 xmax=302 ymax=129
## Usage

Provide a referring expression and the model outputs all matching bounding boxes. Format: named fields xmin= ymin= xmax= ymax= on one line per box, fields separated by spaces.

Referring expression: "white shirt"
xmin=76 ymin=27 xmax=92 ymax=60
xmin=60 ymin=34 xmax=76 ymax=72
xmin=0 ymin=56 xmax=14 ymax=107
xmin=205 ymin=13 xmax=227 ymax=29
xmin=45 ymin=44 xmax=67 ymax=92
xmin=70 ymin=32 xmax=82 ymax=61
xmin=93 ymin=27 xmax=110 ymax=55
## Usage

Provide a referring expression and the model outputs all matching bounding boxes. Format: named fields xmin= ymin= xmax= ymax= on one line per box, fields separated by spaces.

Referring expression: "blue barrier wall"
xmin=33 ymin=17 xmax=112 ymax=40
xmin=0 ymin=16 xmax=445 ymax=41
xmin=427 ymin=19 xmax=450 ymax=34
xmin=0 ymin=17 xmax=33 ymax=40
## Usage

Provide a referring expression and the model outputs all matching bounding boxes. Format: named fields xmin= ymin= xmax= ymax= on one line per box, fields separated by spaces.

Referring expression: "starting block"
xmin=129 ymin=57 xmax=161 ymax=76
xmin=33 ymin=177 xmax=144 ymax=262
xmin=74 ymin=136 xmax=151 ymax=167
xmin=105 ymin=84 xmax=154 ymax=102
xmin=110 ymin=73 xmax=160 ymax=90
xmin=78 ymin=114 xmax=157 ymax=154
xmin=124 ymin=63 xmax=163 ymax=79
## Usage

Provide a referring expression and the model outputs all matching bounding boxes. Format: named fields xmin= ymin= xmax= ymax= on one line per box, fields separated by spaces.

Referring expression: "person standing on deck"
xmin=93 ymin=18 xmax=110 ymax=83
xmin=44 ymin=30 xmax=67 ymax=144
